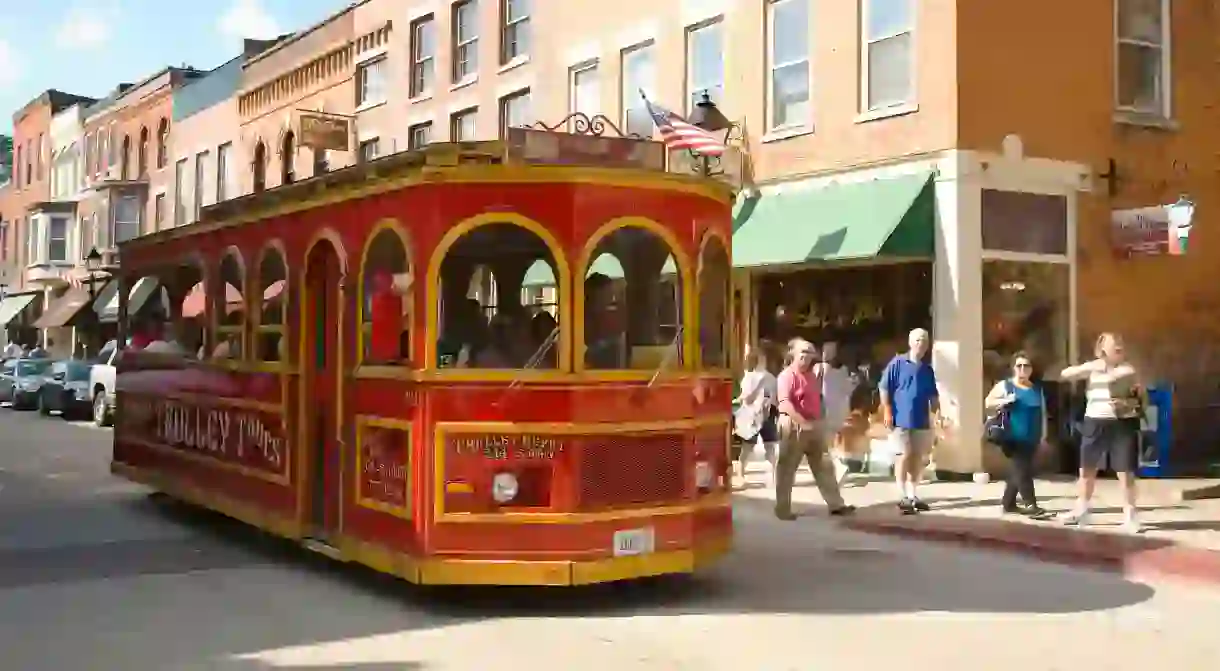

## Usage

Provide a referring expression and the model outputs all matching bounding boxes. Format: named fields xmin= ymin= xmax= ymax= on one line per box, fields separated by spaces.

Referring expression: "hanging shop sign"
xmin=1110 ymin=197 xmax=1195 ymax=258
xmin=298 ymin=112 xmax=352 ymax=152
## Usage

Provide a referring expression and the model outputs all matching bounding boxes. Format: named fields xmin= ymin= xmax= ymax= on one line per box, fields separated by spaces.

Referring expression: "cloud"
xmin=0 ymin=38 xmax=20 ymax=88
xmin=218 ymin=0 xmax=282 ymax=41
xmin=54 ymin=6 xmax=114 ymax=50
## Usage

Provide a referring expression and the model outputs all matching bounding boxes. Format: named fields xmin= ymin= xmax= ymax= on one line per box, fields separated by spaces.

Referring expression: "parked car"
xmin=0 ymin=358 xmax=54 ymax=410
xmin=38 ymin=360 xmax=93 ymax=420
xmin=88 ymin=339 xmax=120 ymax=427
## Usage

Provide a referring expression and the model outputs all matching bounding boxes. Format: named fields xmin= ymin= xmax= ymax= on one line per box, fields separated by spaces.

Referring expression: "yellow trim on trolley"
xmin=113 ymin=461 xmax=731 ymax=586
xmin=354 ymin=415 xmax=413 ymax=520
xmin=433 ymin=418 xmax=730 ymax=523
xmin=423 ymin=211 xmax=574 ymax=376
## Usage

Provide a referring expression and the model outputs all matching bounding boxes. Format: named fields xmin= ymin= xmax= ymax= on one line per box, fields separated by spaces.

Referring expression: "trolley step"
xmin=301 ymin=538 xmax=343 ymax=560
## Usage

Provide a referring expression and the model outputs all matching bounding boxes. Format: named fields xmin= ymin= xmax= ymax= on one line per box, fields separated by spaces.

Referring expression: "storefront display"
xmin=981 ymin=260 xmax=1070 ymax=387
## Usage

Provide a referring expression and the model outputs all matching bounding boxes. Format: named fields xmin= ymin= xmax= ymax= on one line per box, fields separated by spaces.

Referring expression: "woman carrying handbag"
xmin=984 ymin=352 xmax=1052 ymax=519
xmin=734 ymin=344 xmax=779 ymax=487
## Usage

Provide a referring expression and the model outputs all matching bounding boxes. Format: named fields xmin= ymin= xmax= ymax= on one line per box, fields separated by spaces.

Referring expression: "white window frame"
xmin=48 ymin=217 xmax=68 ymax=263
xmin=1114 ymin=0 xmax=1172 ymax=118
xmin=501 ymin=0 xmax=530 ymax=64
xmin=566 ymin=61 xmax=600 ymax=126
xmin=358 ymin=138 xmax=381 ymax=163
xmin=766 ymin=0 xmax=811 ymax=132
xmin=452 ymin=0 xmax=479 ymax=83
xmin=193 ymin=151 xmax=209 ymax=223
xmin=499 ymin=88 xmax=531 ymax=137
xmin=410 ymin=15 xmax=435 ymax=98
xmin=356 ymin=57 xmax=388 ymax=108
xmin=686 ymin=18 xmax=725 ymax=114
xmin=173 ymin=158 xmax=188 ymax=228
xmin=408 ymin=122 xmax=432 ymax=149
xmin=860 ymin=0 xmax=916 ymax=113
xmin=216 ymin=142 xmax=232 ymax=202
xmin=620 ymin=41 xmax=655 ymax=139
xmin=451 ymin=108 xmax=478 ymax=142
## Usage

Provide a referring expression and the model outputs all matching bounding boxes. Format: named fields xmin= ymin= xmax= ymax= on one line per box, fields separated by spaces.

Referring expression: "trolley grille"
xmin=577 ymin=433 xmax=686 ymax=510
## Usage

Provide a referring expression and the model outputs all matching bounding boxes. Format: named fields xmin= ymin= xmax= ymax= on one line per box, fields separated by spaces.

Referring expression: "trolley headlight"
xmin=491 ymin=472 xmax=519 ymax=503
xmin=694 ymin=460 xmax=713 ymax=489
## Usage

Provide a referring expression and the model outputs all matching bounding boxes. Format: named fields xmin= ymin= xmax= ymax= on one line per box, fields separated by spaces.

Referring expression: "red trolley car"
xmin=109 ymin=124 xmax=735 ymax=585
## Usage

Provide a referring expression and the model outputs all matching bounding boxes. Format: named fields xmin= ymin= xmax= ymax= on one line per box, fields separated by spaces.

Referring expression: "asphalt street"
xmin=1 ymin=407 xmax=1219 ymax=670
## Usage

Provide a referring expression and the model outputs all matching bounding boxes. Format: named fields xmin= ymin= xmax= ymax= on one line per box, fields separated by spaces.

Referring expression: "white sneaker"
xmin=1060 ymin=509 xmax=1091 ymax=528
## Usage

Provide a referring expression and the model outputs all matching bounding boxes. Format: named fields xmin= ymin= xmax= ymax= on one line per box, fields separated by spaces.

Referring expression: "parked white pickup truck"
xmin=88 ymin=339 xmax=120 ymax=427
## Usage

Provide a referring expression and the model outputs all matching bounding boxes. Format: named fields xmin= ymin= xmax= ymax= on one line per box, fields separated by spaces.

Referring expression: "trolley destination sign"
xmin=123 ymin=396 xmax=288 ymax=477
xmin=359 ymin=425 xmax=409 ymax=509
xmin=448 ymin=433 xmax=568 ymax=460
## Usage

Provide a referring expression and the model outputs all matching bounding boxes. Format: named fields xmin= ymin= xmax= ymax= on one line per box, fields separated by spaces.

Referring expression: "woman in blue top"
xmin=984 ymin=352 xmax=1051 ymax=519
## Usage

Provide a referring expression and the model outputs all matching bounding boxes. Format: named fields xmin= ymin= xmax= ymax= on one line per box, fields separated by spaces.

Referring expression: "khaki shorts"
xmin=889 ymin=428 xmax=935 ymax=456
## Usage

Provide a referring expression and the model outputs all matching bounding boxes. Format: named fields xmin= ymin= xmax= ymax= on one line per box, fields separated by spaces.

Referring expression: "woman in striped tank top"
xmin=1058 ymin=332 xmax=1146 ymax=532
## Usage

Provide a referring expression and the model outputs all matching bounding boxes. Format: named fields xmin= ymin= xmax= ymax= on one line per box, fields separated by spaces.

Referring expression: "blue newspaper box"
xmin=1137 ymin=385 xmax=1173 ymax=478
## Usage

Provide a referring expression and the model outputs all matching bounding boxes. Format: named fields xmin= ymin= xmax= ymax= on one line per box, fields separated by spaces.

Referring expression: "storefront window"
xmin=981 ymin=260 xmax=1070 ymax=386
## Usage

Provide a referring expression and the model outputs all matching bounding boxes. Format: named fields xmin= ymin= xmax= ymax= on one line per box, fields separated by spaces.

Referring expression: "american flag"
xmin=641 ymin=94 xmax=725 ymax=157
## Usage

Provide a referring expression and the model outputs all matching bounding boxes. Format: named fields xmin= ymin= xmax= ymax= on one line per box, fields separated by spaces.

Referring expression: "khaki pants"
xmin=775 ymin=415 xmax=846 ymax=514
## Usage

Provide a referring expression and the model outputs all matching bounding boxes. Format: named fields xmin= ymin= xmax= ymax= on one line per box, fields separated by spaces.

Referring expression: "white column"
xmin=930 ymin=152 xmax=986 ymax=475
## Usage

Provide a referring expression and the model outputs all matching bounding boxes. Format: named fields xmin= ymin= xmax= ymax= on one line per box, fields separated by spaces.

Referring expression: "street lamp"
xmin=686 ymin=92 xmax=741 ymax=179
xmin=84 ymin=247 xmax=103 ymax=301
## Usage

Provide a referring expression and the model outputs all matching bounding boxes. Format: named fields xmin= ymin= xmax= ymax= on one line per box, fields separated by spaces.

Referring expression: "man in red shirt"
xmin=774 ymin=338 xmax=855 ymax=520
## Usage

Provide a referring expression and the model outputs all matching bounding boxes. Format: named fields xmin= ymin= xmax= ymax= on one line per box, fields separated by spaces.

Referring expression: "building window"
xmin=138 ymin=127 xmax=149 ymax=176
xmin=216 ymin=142 xmax=232 ymax=201
xmin=1116 ymin=0 xmax=1170 ymax=116
xmin=253 ymin=142 xmax=267 ymax=193
xmin=621 ymin=42 xmax=655 ymax=138
xmin=99 ymin=131 xmax=109 ymax=174
xmin=35 ymin=134 xmax=44 ymax=181
xmin=356 ymin=57 xmax=388 ymax=107
xmin=108 ymin=123 xmax=119 ymax=166
xmin=154 ymin=193 xmax=166 ymax=229
xmin=24 ymin=141 xmax=31 ymax=185
xmin=15 ymin=144 xmax=22 ymax=188
xmin=569 ymin=61 xmax=599 ymax=125
xmin=48 ymin=218 xmax=67 ymax=262
xmin=114 ymin=195 xmax=141 ymax=243
xmin=174 ymin=159 xmax=188 ymax=228
xmin=194 ymin=151 xmax=209 ymax=222
xmin=451 ymin=108 xmax=478 ymax=142
xmin=358 ymin=138 xmax=380 ymax=163
xmin=499 ymin=89 xmax=531 ymax=137
xmin=501 ymin=0 xmax=530 ymax=63
xmin=767 ymin=0 xmax=810 ymax=130
xmin=28 ymin=217 xmax=40 ymax=263
xmin=862 ymin=0 xmax=914 ymax=112
xmin=409 ymin=15 xmax=435 ymax=97
xmin=120 ymin=135 xmax=131 ymax=180
xmin=686 ymin=19 xmax=724 ymax=112
xmin=157 ymin=118 xmax=170 ymax=169
xmin=452 ymin=0 xmax=479 ymax=82
xmin=280 ymin=132 xmax=295 ymax=184
xmin=408 ymin=122 xmax=432 ymax=149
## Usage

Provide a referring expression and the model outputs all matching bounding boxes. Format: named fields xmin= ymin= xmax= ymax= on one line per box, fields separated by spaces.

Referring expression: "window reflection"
xmin=981 ymin=261 xmax=1070 ymax=386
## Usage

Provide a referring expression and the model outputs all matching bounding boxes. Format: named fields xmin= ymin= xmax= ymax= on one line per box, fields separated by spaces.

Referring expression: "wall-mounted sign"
xmin=505 ymin=127 xmax=666 ymax=171
xmin=298 ymin=112 xmax=351 ymax=152
xmin=1111 ymin=197 xmax=1195 ymax=258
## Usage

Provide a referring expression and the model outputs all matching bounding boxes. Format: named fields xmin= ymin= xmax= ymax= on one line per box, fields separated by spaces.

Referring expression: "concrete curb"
xmin=842 ymin=513 xmax=1220 ymax=586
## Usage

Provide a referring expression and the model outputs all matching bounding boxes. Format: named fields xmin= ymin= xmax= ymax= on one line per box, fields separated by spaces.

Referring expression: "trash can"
xmin=1137 ymin=385 xmax=1173 ymax=478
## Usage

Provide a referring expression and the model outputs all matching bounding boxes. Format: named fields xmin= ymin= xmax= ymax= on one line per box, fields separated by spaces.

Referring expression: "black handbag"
xmin=983 ymin=380 xmax=1013 ymax=444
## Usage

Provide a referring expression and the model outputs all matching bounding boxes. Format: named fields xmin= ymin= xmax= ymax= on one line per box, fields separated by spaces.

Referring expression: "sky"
xmin=0 ymin=0 xmax=344 ymax=134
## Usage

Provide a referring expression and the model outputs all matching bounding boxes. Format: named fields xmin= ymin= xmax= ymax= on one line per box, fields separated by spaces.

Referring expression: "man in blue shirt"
xmin=880 ymin=328 xmax=940 ymax=514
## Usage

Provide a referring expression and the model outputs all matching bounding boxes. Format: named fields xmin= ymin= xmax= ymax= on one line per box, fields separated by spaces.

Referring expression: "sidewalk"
xmin=733 ymin=465 xmax=1220 ymax=585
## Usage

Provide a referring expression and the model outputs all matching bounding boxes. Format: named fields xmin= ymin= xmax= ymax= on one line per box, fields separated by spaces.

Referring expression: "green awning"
xmin=732 ymin=171 xmax=936 ymax=268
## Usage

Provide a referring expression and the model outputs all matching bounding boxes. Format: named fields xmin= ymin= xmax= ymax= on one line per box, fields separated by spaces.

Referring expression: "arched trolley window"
xmin=211 ymin=250 xmax=246 ymax=360
xmin=433 ymin=219 xmax=565 ymax=370
xmin=580 ymin=222 xmax=687 ymax=372
xmin=698 ymin=234 xmax=731 ymax=370
xmin=255 ymin=244 xmax=288 ymax=363
xmin=361 ymin=223 xmax=413 ymax=366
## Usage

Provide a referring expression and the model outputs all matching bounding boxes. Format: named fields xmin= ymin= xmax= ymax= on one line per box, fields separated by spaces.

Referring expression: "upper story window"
xmin=569 ymin=61 xmax=599 ymax=123
xmin=451 ymin=108 xmax=478 ymax=142
xmin=120 ymin=135 xmax=132 ymax=180
xmin=15 ymin=144 xmax=23 ymax=188
xmin=358 ymin=138 xmax=380 ymax=163
xmin=767 ymin=0 xmax=810 ymax=131
xmin=409 ymin=15 xmax=436 ymax=98
xmin=138 ymin=127 xmax=149 ymax=176
xmin=216 ymin=142 xmax=232 ymax=202
xmin=356 ymin=57 xmax=388 ymax=107
xmin=35 ymin=134 xmax=44 ymax=181
xmin=1116 ymin=0 xmax=1171 ymax=117
xmin=452 ymin=0 xmax=479 ymax=82
xmin=501 ymin=0 xmax=530 ymax=64
xmin=194 ymin=151 xmax=209 ymax=220
xmin=157 ymin=119 xmax=170 ymax=169
xmin=252 ymin=141 xmax=267 ymax=193
xmin=174 ymin=159 xmax=188 ymax=228
xmin=621 ymin=41 xmax=656 ymax=138
xmin=48 ymin=217 xmax=67 ymax=262
xmin=686 ymin=19 xmax=724 ymax=112
xmin=408 ymin=122 xmax=432 ymax=149
xmin=499 ymin=88 xmax=531 ymax=137
xmin=862 ymin=0 xmax=915 ymax=112
xmin=280 ymin=131 xmax=295 ymax=185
